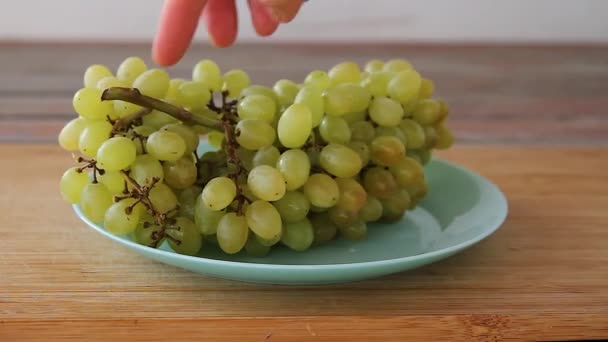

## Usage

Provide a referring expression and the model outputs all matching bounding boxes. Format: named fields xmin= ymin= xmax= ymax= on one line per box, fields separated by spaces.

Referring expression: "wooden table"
xmin=1 ymin=43 xmax=607 ymax=341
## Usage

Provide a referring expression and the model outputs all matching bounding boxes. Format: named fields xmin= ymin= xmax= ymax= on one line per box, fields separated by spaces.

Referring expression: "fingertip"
xmin=203 ymin=0 xmax=238 ymax=48
xmin=249 ymin=0 xmax=279 ymax=37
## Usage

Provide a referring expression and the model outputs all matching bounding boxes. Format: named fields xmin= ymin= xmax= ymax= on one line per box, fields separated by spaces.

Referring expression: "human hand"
xmin=152 ymin=0 xmax=304 ymax=66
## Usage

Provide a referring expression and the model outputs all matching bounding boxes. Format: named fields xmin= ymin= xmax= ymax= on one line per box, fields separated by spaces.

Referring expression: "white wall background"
xmin=1 ymin=0 xmax=608 ymax=43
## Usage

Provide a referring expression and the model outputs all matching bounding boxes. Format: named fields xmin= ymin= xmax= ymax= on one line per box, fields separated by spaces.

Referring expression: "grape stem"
xmin=112 ymin=107 xmax=152 ymax=133
xmin=76 ymin=156 xmax=105 ymax=183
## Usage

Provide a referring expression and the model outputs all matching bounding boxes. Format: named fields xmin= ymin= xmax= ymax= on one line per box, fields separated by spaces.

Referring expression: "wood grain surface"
xmin=1 ymin=43 xmax=608 ymax=341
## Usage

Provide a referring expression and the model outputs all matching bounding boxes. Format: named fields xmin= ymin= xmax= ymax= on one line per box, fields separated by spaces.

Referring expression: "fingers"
xmin=202 ymin=0 xmax=238 ymax=48
xmin=152 ymin=0 xmax=208 ymax=66
xmin=257 ymin=0 xmax=303 ymax=23
xmin=248 ymin=0 xmax=279 ymax=36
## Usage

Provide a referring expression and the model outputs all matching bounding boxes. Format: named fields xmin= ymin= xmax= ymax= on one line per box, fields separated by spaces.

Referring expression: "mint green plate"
xmin=74 ymin=144 xmax=507 ymax=285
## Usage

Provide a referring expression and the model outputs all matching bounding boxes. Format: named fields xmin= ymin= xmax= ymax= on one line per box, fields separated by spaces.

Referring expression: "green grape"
xmin=131 ymin=154 xmax=164 ymax=186
xmin=416 ymin=149 xmax=432 ymax=165
xmin=192 ymin=59 xmax=222 ymax=91
xmin=80 ymin=182 xmax=113 ymax=224
xmin=273 ymin=79 xmax=299 ymax=107
xmin=116 ymin=56 xmax=148 ymax=85
xmin=360 ymin=71 xmax=392 ymax=97
xmin=435 ymin=124 xmax=454 ymax=149
xmin=350 ymin=121 xmax=375 ymax=143
xmin=424 ymin=126 xmax=438 ymax=149
xmin=149 ymin=182 xmax=178 ymax=214
xmin=237 ymin=94 xmax=276 ymax=123
xmin=194 ymin=195 xmax=225 ymax=235
xmin=276 ymin=149 xmax=310 ymax=190
xmin=96 ymin=137 xmax=137 ymax=172
xmin=177 ymin=185 xmax=202 ymax=220
xmin=133 ymin=69 xmax=170 ymax=98
xmin=319 ymin=116 xmax=351 ymax=144
xmin=272 ymin=191 xmax=310 ymax=223
xmin=323 ymin=86 xmax=350 ymax=116
xmin=389 ymin=157 xmax=424 ymax=188
xmin=310 ymin=213 xmax=338 ymax=245
xmin=363 ymin=167 xmax=397 ymax=200
xmin=359 ymin=195 xmax=383 ymax=222
xmin=370 ymin=136 xmax=406 ymax=166
xmin=163 ymin=157 xmax=197 ymax=190
xmin=146 ymin=130 xmax=186 ymax=161
xmin=294 ymin=85 xmax=324 ymax=127
xmin=222 ymin=69 xmax=250 ymax=97
xmin=381 ymin=189 xmax=411 ymax=222
xmin=175 ymin=81 xmax=211 ymax=110
xmin=253 ymin=145 xmax=280 ymax=167
xmin=405 ymin=181 xmax=429 ymax=202
xmin=99 ymin=170 xmax=125 ymax=194
xmin=96 ymin=76 xmax=127 ymax=90
xmin=383 ymin=59 xmax=413 ymax=72
xmin=399 ymin=119 xmax=426 ymax=149
xmin=237 ymin=147 xmax=255 ymax=171
xmin=207 ymin=131 xmax=225 ymax=149
xmin=142 ymin=110 xmax=177 ymax=129
xmin=369 ymin=96 xmax=404 ymax=127
xmin=104 ymin=198 xmax=141 ymax=235
xmin=328 ymin=206 xmax=359 ymax=229
xmin=403 ymin=100 xmax=419 ymax=117
xmin=216 ymin=212 xmax=249 ymax=254
xmin=364 ymin=59 xmax=384 ymax=73
xmin=72 ymin=87 xmax=114 ymax=121
xmin=134 ymin=223 xmax=163 ymax=247
xmin=307 ymin=148 xmax=320 ymax=167
xmin=438 ymin=99 xmax=450 ymax=121
xmin=247 ymin=165 xmax=286 ymax=202
xmin=281 ymin=218 xmax=314 ymax=252
xmin=387 ymin=69 xmax=422 ymax=105
xmin=114 ymin=101 xmax=142 ymax=119
xmin=245 ymin=236 xmax=271 ymax=257
xmin=59 ymin=167 xmax=90 ymax=203
xmin=256 ymin=232 xmax=281 ymax=246
xmin=419 ymin=79 xmax=435 ymax=99
xmin=58 ymin=117 xmax=87 ymax=151
xmin=240 ymin=85 xmax=280 ymax=108
xmin=78 ymin=120 xmax=112 ymax=157
xmin=202 ymin=177 xmax=236 ymax=211
xmin=347 ymin=141 xmax=370 ymax=167
xmin=310 ymin=204 xmax=328 ymax=213
xmin=335 ymin=178 xmax=367 ymax=212
xmin=339 ymin=220 xmax=367 ymax=240
xmin=246 ymin=200 xmax=282 ymax=240
xmin=166 ymin=78 xmax=186 ymax=99
xmin=159 ymin=123 xmax=199 ymax=155
xmin=304 ymin=70 xmax=331 ymax=91
xmin=335 ymin=83 xmax=372 ymax=114
xmin=319 ymin=144 xmax=362 ymax=178
xmin=303 ymin=173 xmax=339 ymax=208
xmin=277 ymin=103 xmax=312 ymax=148
xmin=375 ymin=126 xmax=407 ymax=146
xmin=328 ymin=61 xmax=361 ymax=85
xmin=342 ymin=111 xmax=367 ymax=124
xmin=84 ymin=64 xmax=113 ymax=88
xmin=166 ymin=217 xmax=202 ymax=256
xmin=413 ymin=99 xmax=441 ymax=125
xmin=235 ymin=119 xmax=276 ymax=150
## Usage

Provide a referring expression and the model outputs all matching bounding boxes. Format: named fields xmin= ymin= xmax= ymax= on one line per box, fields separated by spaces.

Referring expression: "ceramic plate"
xmin=74 ymin=143 xmax=508 ymax=285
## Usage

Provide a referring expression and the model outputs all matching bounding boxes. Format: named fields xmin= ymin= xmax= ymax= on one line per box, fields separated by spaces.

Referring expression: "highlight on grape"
xmin=59 ymin=57 xmax=454 ymax=257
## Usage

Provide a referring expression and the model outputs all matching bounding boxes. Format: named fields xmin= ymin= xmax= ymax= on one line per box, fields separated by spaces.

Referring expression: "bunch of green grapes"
xmin=58 ymin=56 xmax=454 ymax=258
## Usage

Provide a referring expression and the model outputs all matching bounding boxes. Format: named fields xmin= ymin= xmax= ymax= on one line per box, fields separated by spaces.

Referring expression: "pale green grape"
xmin=276 ymin=149 xmax=310 ymax=190
xmin=363 ymin=167 xmax=397 ymax=200
xmin=335 ymin=83 xmax=372 ymax=114
xmin=253 ymin=145 xmax=280 ymax=167
xmin=146 ymin=130 xmax=186 ymax=161
xmin=359 ymin=195 xmax=383 ymax=222
xmin=419 ymin=78 xmax=435 ymax=99
xmin=116 ymin=57 xmax=147 ymax=85
xmin=323 ymin=86 xmax=350 ymax=116
xmin=277 ymin=103 xmax=312 ymax=148
xmin=294 ymin=85 xmax=324 ymax=127
xmin=149 ymin=182 xmax=178 ymax=214
xmin=347 ymin=141 xmax=371 ymax=167
xmin=104 ymin=198 xmax=141 ymax=235
xmin=237 ymin=94 xmax=276 ymax=123
xmin=142 ymin=110 xmax=178 ymax=129
xmin=96 ymin=137 xmax=137 ymax=172
xmin=342 ymin=111 xmax=367 ymax=124
xmin=339 ymin=220 xmax=367 ymax=240
xmin=177 ymin=185 xmax=202 ymax=220
xmin=438 ymin=99 xmax=450 ymax=121
xmin=59 ymin=167 xmax=90 ymax=203
xmin=350 ymin=121 xmax=375 ymax=143
xmin=360 ymin=71 xmax=392 ymax=97
xmin=245 ymin=236 xmax=271 ymax=257
xmin=272 ymin=191 xmax=310 ymax=223
xmin=166 ymin=78 xmax=186 ymax=99
xmin=130 ymin=154 xmax=164 ymax=186
xmin=399 ymin=119 xmax=426 ymax=149
xmin=328 ymin=61 xmax=361 ymax=85
xmin=114 ymin=101 xmax=142 ymax=119
xmin=207 ymin=131 xmax=224 ymax=149
xmin=78 ymin=120 xmax=112 ymax=157
xmin=413 ymin=99 xmax=441 ymax=125
xmin=163 ymin=157 xmax=197 ymax=190
xmin=403 ymin=100 xmax=418 ymax=117
xmin=236 ymin=119 xmax=276 ymax=150
xmin=240 ymin=85 xmax=280 ymax=108
xmin=202 ymin=177 xmax=236 ymax=211
xmin=216 ymin=212 xmax=249 ymax=254
xmin=192 ymin=59 xmax=222 ymax=91
xmin=375 ymin=126 xmax=407 ymax=146
xmin=370 ymin=136 xmax=406 ymax=166
xmin=387 ymin=69 xmax=422 ymax=105
xmin=194 ymin=195 xmax=225 ymax=235
xmin=96 ymin=76 xmax=127 ymax=90
xmin=73 ymin=87 xmax=115 ymax=121
xmin=246 ymin=200 xmax=282 ymax=240
xmin=335 ymin=178 xmax=367 ymax=212
xmin=273 ymin=79 xmax=299 ymax=107
xmin=319 ymin=144 xmax=362 ymax=178
xmin=160 ymin=123 xmax=199 ymax=155
xmin=99 ymin=170 xmax=125 ymax=194
xmin=222 ymin=69 xmax=250 ymax=97
xmin=84 ymin=64 xmax=112 ymax=88
xmin=328 ymin=206 xmax=359 ymax=229
xmin=381 ymin=189 xmax=411 ymax=222
xmin=424 ymin=126 xmax=438 ymax=149
xmin=319 ymin=116 xmax=351 ymax=144
xmin=133 ymin=69 xmax=170 ymax=98
xmin=134 ymin=223 xmax=163 ymax=247
xmin=281 ymin=218 xmax=314 ymax=252
xmin=80 ymin=182 xmax=113 ymax=224
xmin=310 ymin=204 xmax=328 ymax=213
xmin=166 ymin=217 xmax=202 ymax=256
xmin=175 ymin=81 xmax=211 ymax=110
xmin=310 ymin=213 xmax=338 ymax=245
xmin=435 ymin=124 xmax=454 ymax=149
xmin=364 ymin=59 xmax=384 ymax=73
xmin=383 ymin=59 xmax=413 ymax=72
xmin=58 ymin=117 xmax=87 ymax=151
xmin=304 ymin=70 xmax=331 ymax=91
xmin=303 ymin=173 xmax=339 ymax=208
xmin=247 ymin=165 xmax=286 ymax=202
xmin=389 ymin=157 xmax=424 ymax=188
xmin=369 ymin=97 xmax=404 ymax=127
xmin=256 ymin=232 xmax=281 ymax=247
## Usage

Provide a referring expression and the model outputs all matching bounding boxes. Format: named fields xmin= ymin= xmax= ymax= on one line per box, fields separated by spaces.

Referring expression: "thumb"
xmin=256 ymin=0 xmax=303 ymax=23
